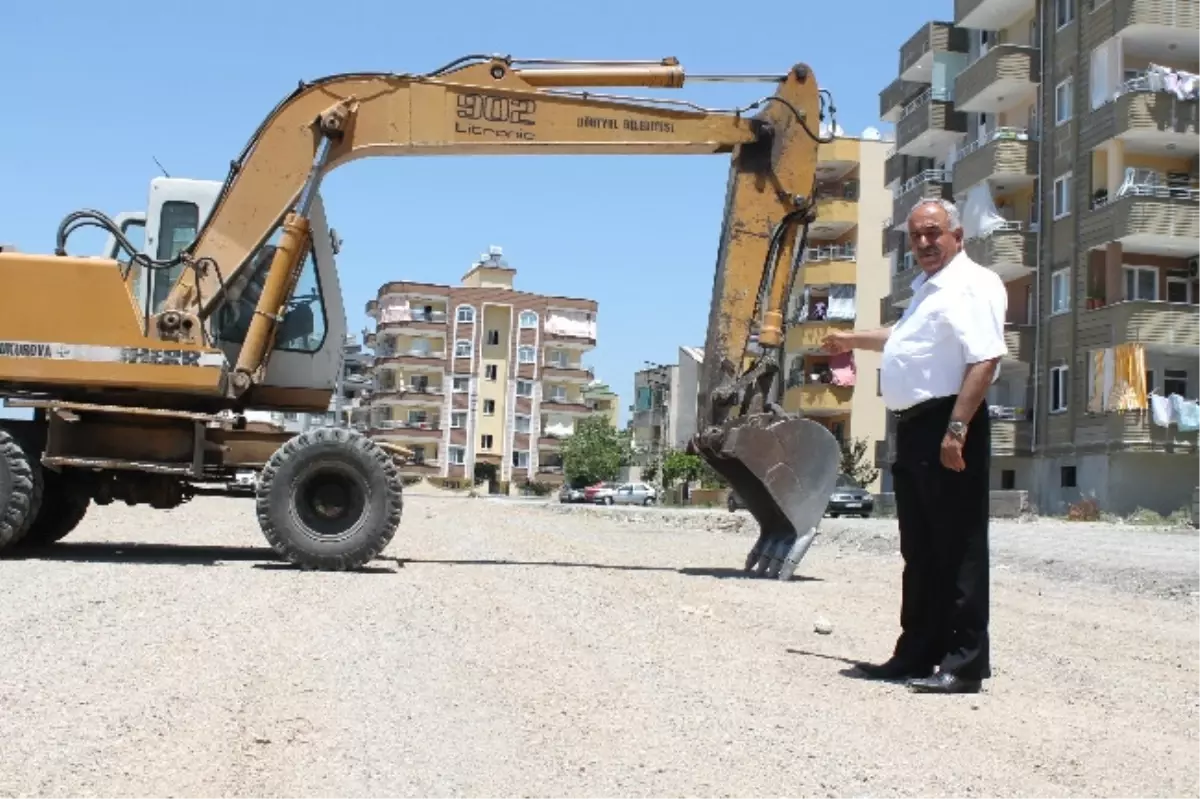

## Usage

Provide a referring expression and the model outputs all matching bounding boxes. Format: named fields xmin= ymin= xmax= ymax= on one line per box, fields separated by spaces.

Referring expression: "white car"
xmin=611 ymin=482 xmax=658 ymax=506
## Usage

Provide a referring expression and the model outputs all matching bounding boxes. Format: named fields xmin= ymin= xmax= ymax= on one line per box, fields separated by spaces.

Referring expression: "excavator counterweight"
xmin=0 ymin=54 xmax=842 ymax=576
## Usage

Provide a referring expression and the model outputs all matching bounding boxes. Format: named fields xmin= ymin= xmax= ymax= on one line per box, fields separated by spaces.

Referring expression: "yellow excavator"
xmin=0 ymin=54 xmax=843 ymax=579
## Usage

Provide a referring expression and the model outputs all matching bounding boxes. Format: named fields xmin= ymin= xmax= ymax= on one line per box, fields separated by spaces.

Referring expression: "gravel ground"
xmin=1 ymin=490 xmax=1197 ymax=798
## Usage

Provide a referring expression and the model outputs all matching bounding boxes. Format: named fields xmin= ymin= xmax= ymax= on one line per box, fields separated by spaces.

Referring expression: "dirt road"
xmin=1 ymin=494 xmax=1196 ymax=798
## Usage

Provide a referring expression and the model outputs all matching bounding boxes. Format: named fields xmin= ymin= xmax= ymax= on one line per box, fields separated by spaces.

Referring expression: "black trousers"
xmin=889 ymin=395 xmax=991 ymax=680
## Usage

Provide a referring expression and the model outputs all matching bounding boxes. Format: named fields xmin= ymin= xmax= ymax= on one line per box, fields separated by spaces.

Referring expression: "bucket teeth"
xmin=696 ymin=414 xmax=841 ymax=581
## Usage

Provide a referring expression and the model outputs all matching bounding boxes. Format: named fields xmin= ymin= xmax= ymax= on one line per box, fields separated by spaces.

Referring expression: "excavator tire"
xmin=0 ymin=427 xmax=45 ymax=551
xmin=19 ymin=468 xmax=91 ymax=547
xmin=256 ymin=426 xmax=403 ymax=571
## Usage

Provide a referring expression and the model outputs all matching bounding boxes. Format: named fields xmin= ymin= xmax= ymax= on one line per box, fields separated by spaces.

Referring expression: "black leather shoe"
xmin=906 ymin=672 xmax=982 ymax=694
xmin=853 ymin=658 xmax=933 ymax=681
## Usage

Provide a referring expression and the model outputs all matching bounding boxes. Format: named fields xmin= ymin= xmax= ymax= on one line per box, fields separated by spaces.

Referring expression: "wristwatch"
xmin=947 ymin=420 xmax=968 ymax=441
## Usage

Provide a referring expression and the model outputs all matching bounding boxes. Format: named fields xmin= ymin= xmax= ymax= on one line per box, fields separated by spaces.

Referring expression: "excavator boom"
xmin=3 ymin=54 xmax=844 ymax=577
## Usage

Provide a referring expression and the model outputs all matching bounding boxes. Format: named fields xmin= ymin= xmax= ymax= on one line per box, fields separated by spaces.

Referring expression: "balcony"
xmin=1002 ymin=323 xmax=1035 ymax=364
xmin=800 ymin=244 xmax=857 ymax=285
xmin=880 ymin=76 xmax=927 ymax=123
xmin=542 ymin=364 xmax=593 ymax=382
xmin=1081 ymin=76 xmax=1199 ymax=153
xmin=370 ymin=419 xmax=443 ymax=438
xmin=953 ymin=45 xmax=1039 ymax=114
xmin=1078 ymin=300 xmax=1199 ymax=355
xmin=1108 ymin=0 xmax=1200 ymax=34
xmin=893 ymin=168 xmax=954 ymax=230
xmin=783 ymin=384 xmax=853 ymax=415
xmin=952 ymin=128 xmax=1037 ymax=194
xmin=964 ymin=221 xmax=1037 ymax=282
xmin=1081 ymin=177 xmax=1200 ymax=255
xmin=899 ymin=21 xmax=969 ymax=83
xmin=541 ymin=397 xmax=591 ymax=414
xmin=817 ymin=138 xmax=861 ymax=171
xmin=810 ymin=182 xmax=859 ymax=239
xmin=786 ymin=321 xmax=853 ymax=353
xmin=991 ymin=419 xmax=1033 ymax=456
xmin=1074 ymin=411 xmax=1197 ymax=453
xmin=955 ymin=0 xmax=1036 ymax=30
xmin=373 ymin=381 xmax=445 ymax=398
xmin=896 ymin=88 xmax=969 ymax=158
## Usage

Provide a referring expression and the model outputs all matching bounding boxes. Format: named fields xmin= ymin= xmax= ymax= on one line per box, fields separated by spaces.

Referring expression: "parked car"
xmin=611 ymin=482 xmax=658 ymax=506
xmin=727 ymin=474 xmax=874 ymax=518
xmin=585 ymin=482 xmax=618 ymax=504
xmin=559 ymin=484 xmax=587 ymax=503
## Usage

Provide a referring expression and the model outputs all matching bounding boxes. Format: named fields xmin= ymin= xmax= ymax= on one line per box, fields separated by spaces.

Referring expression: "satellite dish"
xmin=862 ymin=126 xmax=882 ymax=140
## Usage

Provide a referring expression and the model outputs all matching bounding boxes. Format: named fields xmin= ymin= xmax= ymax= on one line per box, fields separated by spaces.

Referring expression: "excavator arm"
xmin=134 ymin=55 xmax=843 ymax=579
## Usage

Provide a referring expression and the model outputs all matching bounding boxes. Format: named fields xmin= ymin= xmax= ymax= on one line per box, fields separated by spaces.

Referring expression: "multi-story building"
xmin=877 ymin=0 xmax=1199 ymax=514
xmin=629 ymin=346 xmax=704 ymax=463
xmin=781 ymin=132 xmax=893 ymax=491
xmin=364 ymin=246 xmax=601 ymax=487
xmin=583 ymin=382 xmax=621 ymax=429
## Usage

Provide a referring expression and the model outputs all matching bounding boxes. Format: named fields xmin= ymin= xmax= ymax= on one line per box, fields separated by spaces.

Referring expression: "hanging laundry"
xmin=1149 ymin=393 xmax=1173 ymax=427
xmin=1177 ymin=399 xmax=1200 ymax=433
xmin=826 ymin=284 xmax=856 ymax=321
xmin=1107 ymin=343 xmax=1147 ymax=411
xmin=829 ymin=351 xmax=856 ymax=387
xmin=1087 ymin=348 xmax=1116 ymax=413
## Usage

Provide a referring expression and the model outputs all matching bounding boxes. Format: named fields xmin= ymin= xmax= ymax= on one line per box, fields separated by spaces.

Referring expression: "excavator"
xmin=0 ymin=54 xmax=843 ymax=579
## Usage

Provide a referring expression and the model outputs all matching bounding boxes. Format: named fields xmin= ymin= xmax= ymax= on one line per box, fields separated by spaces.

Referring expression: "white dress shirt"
xmin=880 ymin=250 xmax=1008 ymax=412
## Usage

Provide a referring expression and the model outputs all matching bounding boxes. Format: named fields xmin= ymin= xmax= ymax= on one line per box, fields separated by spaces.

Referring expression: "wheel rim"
xmin=293 ymin=464 xmax=368 ymax=541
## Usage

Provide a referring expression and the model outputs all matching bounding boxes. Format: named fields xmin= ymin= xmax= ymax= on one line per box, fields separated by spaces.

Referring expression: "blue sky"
xmin=1 ymin=0 xmax=931 ymax=426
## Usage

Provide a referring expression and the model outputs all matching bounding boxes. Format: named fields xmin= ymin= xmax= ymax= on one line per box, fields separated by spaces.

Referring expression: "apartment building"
xmin=877 ymin=0 xmax=1199 ymax=513
xmin=364 ymin=246 xmax=601 ymax=487
xmin=781 ymin=133 xmax=893 ymax=491
xmin=630 ymin=346 xmax=704 ymax=462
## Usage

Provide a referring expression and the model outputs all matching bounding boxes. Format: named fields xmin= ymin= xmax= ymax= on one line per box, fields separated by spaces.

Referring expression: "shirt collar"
xmin=909 ymin=249 xmax=970 ymax=293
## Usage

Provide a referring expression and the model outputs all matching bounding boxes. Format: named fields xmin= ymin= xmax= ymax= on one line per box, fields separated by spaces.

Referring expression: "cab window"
xmin=152 ymin=201 xmax=199 ymax=312
xmin=213 ymin=226 xmax=328 ymax=354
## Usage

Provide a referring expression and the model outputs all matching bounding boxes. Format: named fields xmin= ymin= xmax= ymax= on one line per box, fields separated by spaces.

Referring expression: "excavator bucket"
xmin=695 ymin=413 xmax=841 ymax=581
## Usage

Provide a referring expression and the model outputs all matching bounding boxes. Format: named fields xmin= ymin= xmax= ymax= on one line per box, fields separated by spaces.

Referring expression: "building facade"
xmin=629 ymin=346 xmax=704 ymax=464
xmin=781 ymin=134 xmax=893 ymax=491
xmin=364 ymin=246 xmax=602 ymax=487
xmin=877 ymin=0 xmax=1199 ymax=514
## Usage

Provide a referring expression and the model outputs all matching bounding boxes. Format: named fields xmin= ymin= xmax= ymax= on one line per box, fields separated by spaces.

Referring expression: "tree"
xmin=839 ymin=436 xmax=880 ymax=488
xmin=642 ymin=458 xmax=660 ymax=483
xmin=561 ymin=416 xmax=631 ymax=487
xmin=661 ymin=448 xmax=704 ymax=489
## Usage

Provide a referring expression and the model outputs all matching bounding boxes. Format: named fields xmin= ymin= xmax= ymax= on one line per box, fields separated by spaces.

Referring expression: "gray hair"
xmin=909 ymin=198 xmax=963 ymax=232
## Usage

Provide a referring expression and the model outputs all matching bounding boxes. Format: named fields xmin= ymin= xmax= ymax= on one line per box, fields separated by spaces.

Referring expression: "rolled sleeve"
xmin=946 ymin=285 xmax=1007 ymax=364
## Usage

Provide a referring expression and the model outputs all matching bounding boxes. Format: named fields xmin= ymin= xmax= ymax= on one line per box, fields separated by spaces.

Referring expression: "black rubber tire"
xmin=0 ymin=428 xmax=44 ymax=550
xmin=256 ymin=427 xmax=403 ymax=570
xmin=20 ymin=469 xmax=90 ymax=547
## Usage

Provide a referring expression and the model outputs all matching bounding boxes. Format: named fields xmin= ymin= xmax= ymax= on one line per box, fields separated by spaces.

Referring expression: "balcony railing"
xmin=371 ymin=419 xmax=443 ymax=432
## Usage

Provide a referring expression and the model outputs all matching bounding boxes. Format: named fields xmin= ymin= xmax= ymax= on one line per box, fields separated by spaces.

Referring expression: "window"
xmin=1050 ymin=365 xmax=1069 ymax=413
xmin=519 ymin=310 xmax=538 ymax=328
xmin=483 ymin=399 xmax=495 ymax=415
xmin=456 ymin=305 xmax=475 ymax=323
xmin=411 ymin=446 xmax=426 ymax=465
xmin=1123 ymin=266 xmax=1157 ymax=302
xmin=1166 ymin=276 xmax=1194 ymax=304
xmin=448 ymin=446 xmax=465 ymax=465
xmin=451 ymin=411 xmax=467 ymax=428
xmin=410 ymin=337 xmax=431 ymax=357
xmin=548 ymin=349 xmax=568 ymax=368
xmin=1001 ymin=470 xmax=1016 ymax=490
xmin=1053 ymin=173 xmax=1071 ymax=219
xmin=1051 ymin=268 xmax=1071 ymax=313
xmin=1164 ymin=369 xmax=1188 ymax=397
xmin=486 ymin=329 xmax=500 ymax=346
xmin=1055 ymin=0 xmax=1075 ymax=29
xmin=453 ymin=375 xmax=469 ymax=392
xmin=1061 ymin=465 xmax=1076 ymax=487
xmin=485 ymin=364 xmax=498 ymax=381
xmin=548 ymin=386 xmax=567 ymax=403
xmin=1030 ymin=177 xmax=1040 ymax=228
xmin=512 ymin=450 xmax=530 ymax=468
xmin=152 ymin=201 xmax=200 ymax=312
xmin=1146 ymin=370 xmax=1155 ymax=394
xmin=1054 ymin=79 xmax=1072 ymax=125
xmin=516 ymin=379 xmax=533 ymax=397
xmin=407 ymin=409 xmax=427 ymax=425
xmin=480 ymin=434 xmax=494 ymax=450
xmin=518 ymin=346 xmax=535 ymax=364
xmin=455 ymin=339 xmax=472 ymax=358
xmin=514 ymin=414 xmax=531 ymax=434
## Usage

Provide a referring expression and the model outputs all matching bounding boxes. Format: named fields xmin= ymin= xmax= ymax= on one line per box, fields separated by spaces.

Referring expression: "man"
xmin=822 ymin=198 xmax=1007 ymax=695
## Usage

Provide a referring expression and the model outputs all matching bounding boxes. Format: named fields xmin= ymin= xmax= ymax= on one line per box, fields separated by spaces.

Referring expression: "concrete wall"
xmin=873 ymin=490 xmax=1030 ymax=518
xmin=671 ymin=347 xmax=702 ymax=450
xmin=1031 ymin=452 xmax=1198 ymax=516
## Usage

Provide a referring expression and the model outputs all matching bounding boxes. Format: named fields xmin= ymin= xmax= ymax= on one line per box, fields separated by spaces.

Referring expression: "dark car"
xmin=727 ymin=474 xmax=874 ymax=518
